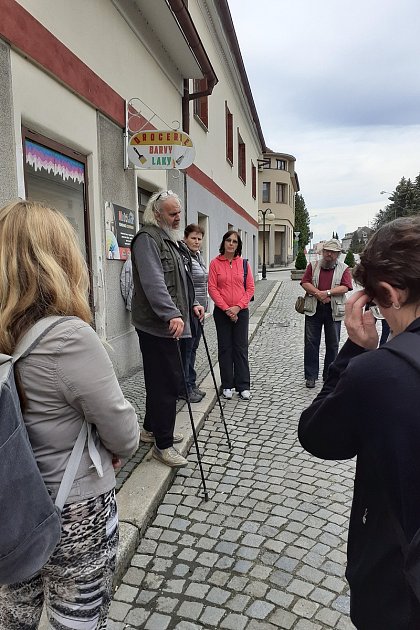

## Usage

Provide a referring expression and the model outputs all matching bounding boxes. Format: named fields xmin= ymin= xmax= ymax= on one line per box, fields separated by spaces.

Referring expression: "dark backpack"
xmin=243 ymin=258 xmax=255 ymax=302
xmin=0 ymin=316 xmax=88 ymax=584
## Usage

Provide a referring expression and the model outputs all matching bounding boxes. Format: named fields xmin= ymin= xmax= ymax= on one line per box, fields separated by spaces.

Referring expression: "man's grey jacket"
xmin=131 ymin=224 xmax=194 ymax=338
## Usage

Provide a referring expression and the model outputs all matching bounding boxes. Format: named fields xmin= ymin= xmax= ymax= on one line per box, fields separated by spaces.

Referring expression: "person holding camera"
xmin=299 ymin=217 xmax=420 ymax=629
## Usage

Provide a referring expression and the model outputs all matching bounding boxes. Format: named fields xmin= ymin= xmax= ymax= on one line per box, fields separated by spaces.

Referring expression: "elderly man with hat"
xmin=300 ymin=238 xmax=353 ymax=388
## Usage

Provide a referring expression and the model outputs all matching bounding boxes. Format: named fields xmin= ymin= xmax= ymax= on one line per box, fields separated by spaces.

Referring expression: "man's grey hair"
xmin=143 ymin=190 xmax=181 ymax=226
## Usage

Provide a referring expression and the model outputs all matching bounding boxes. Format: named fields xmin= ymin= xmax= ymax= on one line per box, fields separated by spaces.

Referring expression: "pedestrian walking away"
xmin=131 ymin=190 xmax=204 ymax=468
xmin=300 ymin=238 xmax=352 ymax=388
xmin=208 ymin=230 xmax=255 ymax=401
xmin=179 ymin=223 xmax=209 ymax=403
xmin=0 ymin=200 xmax=139 ymax=630
xmin=299 ymin=217 xmax=420 ymax=630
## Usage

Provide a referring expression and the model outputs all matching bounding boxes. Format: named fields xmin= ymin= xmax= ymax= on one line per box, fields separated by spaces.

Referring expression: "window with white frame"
xmin=276 ymin=182 xmax=287 ymax=203
xmin=262 ymin=182 xmax=271 ymax=203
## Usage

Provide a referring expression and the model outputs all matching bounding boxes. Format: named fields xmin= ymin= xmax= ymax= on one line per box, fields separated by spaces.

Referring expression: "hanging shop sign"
xmin=105 ymin=201 xmax=136 ymax=260
xmin=127 ymin=130 xmax=195 ymax=170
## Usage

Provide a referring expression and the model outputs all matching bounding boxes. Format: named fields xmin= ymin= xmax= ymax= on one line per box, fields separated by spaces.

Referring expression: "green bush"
xmin=344 ymin=250 xmax=356 ymax=267
xmin=295 ymin=249 xmax=308 ymax=270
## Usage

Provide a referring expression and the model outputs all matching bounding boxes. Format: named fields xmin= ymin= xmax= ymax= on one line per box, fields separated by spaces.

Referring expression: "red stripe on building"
xmin=0 ymin=0 xmax=256 ymax=226
xmin=0 ymin=0 xmax=125 ymax=127
xmin=186 ymin=164 xmax=258 ymax=227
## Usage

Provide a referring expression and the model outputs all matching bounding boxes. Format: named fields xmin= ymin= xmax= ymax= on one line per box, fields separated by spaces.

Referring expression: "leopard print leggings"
xmin=0 ymin=490 xmax=118 ymax=630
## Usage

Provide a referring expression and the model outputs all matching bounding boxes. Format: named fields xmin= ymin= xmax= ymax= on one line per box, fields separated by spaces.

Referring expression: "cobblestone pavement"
xmin=115 ymin=279 xmax=276 ymax=491
xmin=108 ymin=277 xmax=357 ymax=630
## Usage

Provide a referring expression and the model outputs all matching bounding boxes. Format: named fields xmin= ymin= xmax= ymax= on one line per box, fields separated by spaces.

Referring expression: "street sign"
xmin=128 ymin=130 xmax=195 ymax=170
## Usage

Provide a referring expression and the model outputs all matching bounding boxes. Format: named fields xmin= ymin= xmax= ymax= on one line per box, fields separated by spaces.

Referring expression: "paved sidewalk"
xmin=39 ymin=280 xmax=277 ymax=630
xmin=107 ymin=277 xmax=357 ymax=630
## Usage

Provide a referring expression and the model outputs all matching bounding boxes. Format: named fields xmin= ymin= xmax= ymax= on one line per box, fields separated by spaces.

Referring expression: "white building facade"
xmin=0 ymin=0 xmax=265 ymax=375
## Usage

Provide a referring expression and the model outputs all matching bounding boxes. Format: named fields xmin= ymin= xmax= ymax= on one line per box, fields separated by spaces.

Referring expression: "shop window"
xmin=23 ymin=128 xmax=90 ymax=264
xmin=138 ymin=187 xmax=153 ymax=226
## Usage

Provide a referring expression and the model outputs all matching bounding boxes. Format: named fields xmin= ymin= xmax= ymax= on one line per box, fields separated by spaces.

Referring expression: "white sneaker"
xmin=239 ymin=390 xmax=251 ymax=400
xmin=223 ymin=388 xmax=233 ymax=399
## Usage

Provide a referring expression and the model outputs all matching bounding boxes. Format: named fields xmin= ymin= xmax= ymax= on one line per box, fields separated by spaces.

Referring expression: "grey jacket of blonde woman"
xmin=16 ymin=318 xmax=139 ymax=503
xmin=189 ymin=250 xmax=208 ymax=310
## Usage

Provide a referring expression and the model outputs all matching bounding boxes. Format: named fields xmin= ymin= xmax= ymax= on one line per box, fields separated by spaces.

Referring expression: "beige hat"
xmin=322 ymin=238 xmax=342 ymax=252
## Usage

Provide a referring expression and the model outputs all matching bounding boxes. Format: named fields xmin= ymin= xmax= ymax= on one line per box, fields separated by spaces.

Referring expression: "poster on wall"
xmin=105 ymin=202 xmax=136 ymax=260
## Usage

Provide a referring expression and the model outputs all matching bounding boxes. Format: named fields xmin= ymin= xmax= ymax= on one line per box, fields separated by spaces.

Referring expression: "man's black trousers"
xmin=137 ymin=330 xmax=183 ymax=449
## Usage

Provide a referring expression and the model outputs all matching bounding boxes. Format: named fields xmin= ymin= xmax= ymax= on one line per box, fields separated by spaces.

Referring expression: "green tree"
xmin=294 ymin=193 xmax=310 ymax=250
xmin=295 ymin=249 xmax=308 ymax=270
xmin=413 ymin=173 xmax=420 ymax=215
xmin=344 ymin=250 xmax=356 ymax=267
xmin=374 ymin=176 xmax=420 ymax=229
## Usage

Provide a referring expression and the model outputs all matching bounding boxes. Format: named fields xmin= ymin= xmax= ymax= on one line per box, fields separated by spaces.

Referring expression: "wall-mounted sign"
xmin=105 ymin=201 xmax=136 ymax=260
xmin=128 ymin=130 xmax=195 ymax=170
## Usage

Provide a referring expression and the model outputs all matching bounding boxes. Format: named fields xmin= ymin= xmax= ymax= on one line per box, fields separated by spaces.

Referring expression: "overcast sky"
xmin=228 ymin=0 xmax=420 ymax=243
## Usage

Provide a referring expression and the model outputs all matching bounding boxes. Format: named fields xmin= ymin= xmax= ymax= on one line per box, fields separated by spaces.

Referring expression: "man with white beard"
xmin=131 ymin=190 xmax=204 ymax=467
xmin=300 ymin=238 xmax=353 ymax=389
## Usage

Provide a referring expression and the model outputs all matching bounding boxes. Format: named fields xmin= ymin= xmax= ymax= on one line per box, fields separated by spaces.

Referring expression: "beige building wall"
xmin=258 ymin=151 xmax=299 ymax=266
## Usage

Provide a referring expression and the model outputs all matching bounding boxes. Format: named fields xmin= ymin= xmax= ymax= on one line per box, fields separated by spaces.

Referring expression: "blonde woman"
xmin=0 ymin=201 xmax=139 ymax=630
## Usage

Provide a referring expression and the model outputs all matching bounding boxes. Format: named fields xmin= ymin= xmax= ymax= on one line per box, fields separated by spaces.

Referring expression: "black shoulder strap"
xmin=243 ymin=258 xmax=248 ymax=290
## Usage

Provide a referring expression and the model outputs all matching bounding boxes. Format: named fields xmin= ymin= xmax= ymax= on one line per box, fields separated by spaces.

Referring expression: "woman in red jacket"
xmin=208 ymin=230 xmax=255 ymax=400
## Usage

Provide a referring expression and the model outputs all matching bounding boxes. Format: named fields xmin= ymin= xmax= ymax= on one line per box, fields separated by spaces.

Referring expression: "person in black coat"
xmin=299 ymin=216 xmax=420 ymax=630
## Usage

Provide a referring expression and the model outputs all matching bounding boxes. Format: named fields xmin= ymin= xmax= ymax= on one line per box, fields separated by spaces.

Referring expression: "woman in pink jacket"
xmin=208 ymin=230 xmax=255 ymax=400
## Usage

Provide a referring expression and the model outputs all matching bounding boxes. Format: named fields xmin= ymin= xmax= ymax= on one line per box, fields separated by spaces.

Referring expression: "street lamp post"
xmin=259 ymin=208 xmax=275 ymax=279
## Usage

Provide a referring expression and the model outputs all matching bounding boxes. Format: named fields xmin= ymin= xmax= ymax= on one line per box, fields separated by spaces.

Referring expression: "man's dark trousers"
xmin=137 ymin=330 xmax=183 ymax=449
xmin=304 ymin=302 xmax=341 ymax=381
xmin=213 ymin=306 xmax=250 ymax=391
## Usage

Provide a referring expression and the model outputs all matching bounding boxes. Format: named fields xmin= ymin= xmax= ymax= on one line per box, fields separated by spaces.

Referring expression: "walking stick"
xmin=199 ymin=320 xmax=232 ymax=451
xmin=176 ymin=339 xmax=209 ymax=502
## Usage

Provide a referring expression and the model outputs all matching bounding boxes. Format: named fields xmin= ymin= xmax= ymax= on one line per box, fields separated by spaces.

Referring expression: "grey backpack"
xmin=0 ymin=316 xmax=88 ymax=584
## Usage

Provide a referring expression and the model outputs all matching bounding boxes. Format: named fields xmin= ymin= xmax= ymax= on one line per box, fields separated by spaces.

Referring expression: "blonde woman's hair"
xmin=0 ymin=200 xmax=92 ymax=354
